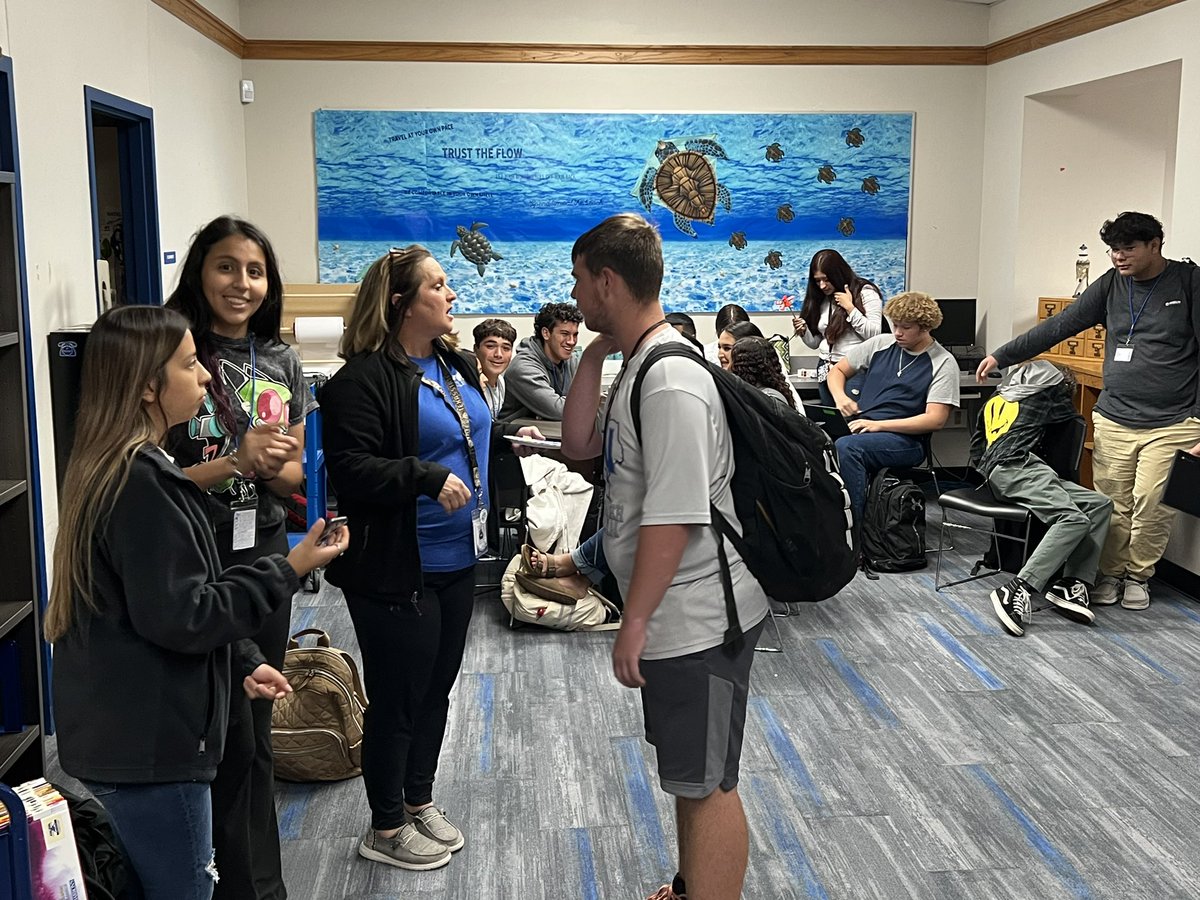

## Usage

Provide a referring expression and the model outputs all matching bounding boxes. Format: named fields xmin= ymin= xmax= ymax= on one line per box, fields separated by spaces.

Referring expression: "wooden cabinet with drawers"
xmin=1037 ymin=296 xmax=1106 ymax=361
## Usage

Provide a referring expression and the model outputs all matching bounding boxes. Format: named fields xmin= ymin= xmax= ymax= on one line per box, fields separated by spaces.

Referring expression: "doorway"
xmin=84 ymin=87 xmax=162 ymax=309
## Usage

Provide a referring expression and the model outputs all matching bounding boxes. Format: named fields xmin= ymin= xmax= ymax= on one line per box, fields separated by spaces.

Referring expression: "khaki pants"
xmin=1092 ymin=411 xmax=1200 ymax=581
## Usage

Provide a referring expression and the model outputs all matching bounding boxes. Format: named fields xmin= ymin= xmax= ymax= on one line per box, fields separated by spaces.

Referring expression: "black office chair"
xmin=478 ymin=446 xmax=531 ymax=594
xmin=933 ymin=415 xmax=1088 ymax=621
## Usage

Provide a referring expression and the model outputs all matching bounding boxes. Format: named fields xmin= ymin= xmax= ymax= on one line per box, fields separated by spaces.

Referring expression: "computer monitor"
xmin=931 ymin=298 xmax=977 ymax=348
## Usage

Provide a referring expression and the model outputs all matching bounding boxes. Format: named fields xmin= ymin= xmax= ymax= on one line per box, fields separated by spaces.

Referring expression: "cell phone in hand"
xmin=317 ymin=516 xmax=348 ymax=546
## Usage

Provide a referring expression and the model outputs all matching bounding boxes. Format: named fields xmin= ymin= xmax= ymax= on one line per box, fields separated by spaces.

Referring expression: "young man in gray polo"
xmin=561 ymin=213 xmax=769 ymax=900
xmin=978 ymin=211 xmax=1200 ymax=610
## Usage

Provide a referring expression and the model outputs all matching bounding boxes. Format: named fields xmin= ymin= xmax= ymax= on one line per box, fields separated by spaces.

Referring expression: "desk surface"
xmin=787 ymin=372 xmax=999 ymax=390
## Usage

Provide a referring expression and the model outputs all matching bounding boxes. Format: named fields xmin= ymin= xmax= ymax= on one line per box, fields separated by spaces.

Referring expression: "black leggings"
xmin=345 ymin=566 xmax=476 ymax=830
xmin=211 ymin=520 xmax=292 ymax=900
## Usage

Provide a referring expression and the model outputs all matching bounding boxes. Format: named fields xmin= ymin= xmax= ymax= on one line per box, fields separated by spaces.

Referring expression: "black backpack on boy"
xmin=630 ymin=343 xmax=855 ymax=639
xmin=860 ymin=468 xmax=927 ymax=572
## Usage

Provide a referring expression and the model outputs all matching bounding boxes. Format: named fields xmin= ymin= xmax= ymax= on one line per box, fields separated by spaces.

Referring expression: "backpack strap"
xmin=628 ymin=343 xmax=743 ymax=644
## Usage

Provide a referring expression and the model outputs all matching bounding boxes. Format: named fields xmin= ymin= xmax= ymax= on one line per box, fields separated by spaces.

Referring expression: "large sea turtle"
xmin=635 ymin=136 xmax=732 ymax=238
xmin=450 ymin=222 xmax=503 ymax=277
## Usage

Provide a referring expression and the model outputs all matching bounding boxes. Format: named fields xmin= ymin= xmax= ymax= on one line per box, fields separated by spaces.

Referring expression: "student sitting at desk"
xmin=828 ymin=291 xmax=960 ymax=527
xmin=972 ymin=360 xmax=1112 ymax=637
xmin=499 ymin=301 xmax=582 ymax=421
xmin=472 ymin=317 xmax=516 ymax=418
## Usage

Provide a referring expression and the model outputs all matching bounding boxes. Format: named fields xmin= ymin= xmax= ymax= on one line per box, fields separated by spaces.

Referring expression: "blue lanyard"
xmin=1126 ymin=270 xmax=1165 ymax=344
xmin=231 ymin=337 xmax=257 ymax=456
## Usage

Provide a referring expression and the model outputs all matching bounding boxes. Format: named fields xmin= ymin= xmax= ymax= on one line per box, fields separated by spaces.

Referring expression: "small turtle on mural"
xmin=764 ymin=249 xmax=783 ymax=270
xmin=635 ymin=136 xmax=733 ymax=238
xmin=837 ymin=217 xmax=856 ymax=237
xmin=776 ymin=203 xmax=795 ymax=223
xmin=861 ymin=176 xmax=880 ymax=195
xmin=450 ymin=222 xmax=503 ymax=277
xmin=764 ymin=142 xmax=784 ymax=162
xmin=845 ymin=127 xmax=865 ymax=148
xmin=729 ymin=231 xmax=748 ymax=250
xmin=817 ymin=165 xmax=837 ymax=184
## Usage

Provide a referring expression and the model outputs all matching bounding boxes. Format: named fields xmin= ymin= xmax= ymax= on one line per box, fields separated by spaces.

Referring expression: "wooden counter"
xmin=1038 ymin=355 xmax=1103 ymax=488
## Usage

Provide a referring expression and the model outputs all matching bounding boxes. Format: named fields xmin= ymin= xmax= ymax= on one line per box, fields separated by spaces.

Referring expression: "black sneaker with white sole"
xmin=990 ymin=576 xmax=1033 ymax=637
xmin=1044 ymin=577 xmax=1096 ymax=625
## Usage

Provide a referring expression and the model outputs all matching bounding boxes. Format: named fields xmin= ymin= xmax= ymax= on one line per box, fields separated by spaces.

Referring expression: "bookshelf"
xmin=0 ymin=53 xmax=47 ymax=799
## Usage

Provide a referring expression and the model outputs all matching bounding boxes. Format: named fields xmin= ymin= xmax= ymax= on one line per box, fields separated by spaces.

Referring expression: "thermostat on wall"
xmin=240 ymin=79 xmax=255 ymax=104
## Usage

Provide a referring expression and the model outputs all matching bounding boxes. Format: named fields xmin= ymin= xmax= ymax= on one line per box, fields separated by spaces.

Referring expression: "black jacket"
xmin=53 ymin=447 xmax=299 ymax=784
xmin=321 ymin=344 xmax=488 ymax=602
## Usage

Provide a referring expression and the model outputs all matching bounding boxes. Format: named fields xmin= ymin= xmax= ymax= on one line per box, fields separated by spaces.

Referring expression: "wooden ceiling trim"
xmin=150 ymin=0 xmax=245 ymax=56
xmin=985 ymin=0 xmax=1187 ymax=64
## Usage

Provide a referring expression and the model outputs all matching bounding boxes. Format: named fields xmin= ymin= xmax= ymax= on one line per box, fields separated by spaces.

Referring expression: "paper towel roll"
xmin=293 ymin=316 xmax=344 ymax=360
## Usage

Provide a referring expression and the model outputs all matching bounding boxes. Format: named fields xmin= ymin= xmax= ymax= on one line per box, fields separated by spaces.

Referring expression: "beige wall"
xmin=3 ymin=0 xmax=250 ymax=542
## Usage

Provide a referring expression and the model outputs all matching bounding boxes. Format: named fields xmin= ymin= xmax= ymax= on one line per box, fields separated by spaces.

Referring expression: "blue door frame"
xmin=84 ymin=87 xmax=162 ymax=307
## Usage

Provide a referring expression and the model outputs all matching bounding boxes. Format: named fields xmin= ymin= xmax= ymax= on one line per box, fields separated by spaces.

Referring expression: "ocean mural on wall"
xmin=315 ymin=110 xmax=913 ymax=315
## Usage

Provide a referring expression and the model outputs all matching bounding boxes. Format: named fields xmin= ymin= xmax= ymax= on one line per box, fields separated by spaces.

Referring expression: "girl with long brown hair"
xmin=47 ymin=305 xmax=344 ymax=900
xmin=793 ymin=248 xmax=883 ymax=405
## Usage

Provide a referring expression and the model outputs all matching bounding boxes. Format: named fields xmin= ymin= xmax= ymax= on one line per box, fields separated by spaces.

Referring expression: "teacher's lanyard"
xmin=1125 ymin=271 xmax=1165 ymax=344
xmin=422 ymin=360 xmax=484 ymax=509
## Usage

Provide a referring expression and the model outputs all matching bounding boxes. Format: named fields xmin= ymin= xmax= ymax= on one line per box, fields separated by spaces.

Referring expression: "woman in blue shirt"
xmin=321 ymin=246 xmax=491 ymax=873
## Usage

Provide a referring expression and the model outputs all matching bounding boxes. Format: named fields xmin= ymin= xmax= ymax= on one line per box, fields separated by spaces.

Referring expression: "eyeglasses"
xmin=1107 ymin=245 xmax=1140 ymax=259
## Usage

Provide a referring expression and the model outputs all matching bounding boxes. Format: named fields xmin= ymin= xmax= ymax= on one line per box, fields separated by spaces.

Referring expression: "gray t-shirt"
xmin=601 ymin=330 xmax=770 ymax=660
xmin=994 ymin=261 xmax=1200 ymax=428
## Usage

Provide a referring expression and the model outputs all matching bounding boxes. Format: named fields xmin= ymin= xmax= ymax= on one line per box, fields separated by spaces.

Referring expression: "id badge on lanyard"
xmin=426 ymin=359 xmax=489 ymax=558
xmin=231 ymin=498 xmax=258 ymax=551
xmin=472 ymin=507 xmax=489 ymax=558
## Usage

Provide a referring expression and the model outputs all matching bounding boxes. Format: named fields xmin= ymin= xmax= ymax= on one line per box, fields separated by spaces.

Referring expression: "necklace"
xmin=897 ymin=351 xmax=920 ymax=377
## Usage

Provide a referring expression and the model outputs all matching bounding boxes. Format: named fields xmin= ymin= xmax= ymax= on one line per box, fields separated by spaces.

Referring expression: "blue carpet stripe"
xmin=477 ymin=674 xmax=495 ymax=774
xmin=276 ymin=784 xmax=315 ymax=840
xmin=291 ymin=605 xmax=318 ymax=633
xmin=1162 ymin=596 xmax=1200 ymax=625
xmin=614 ymin=736 xmax=671 ymax=871
xmin=816 ymin=639 xmax=900 ymax=728
xmin=920 ymin=615 xmax=1005 ymax=690
xmin=943 ymin=597 xmax=1004 ymax=636
xmin=968 ymin=764 xmax=1094 ymax=900
xmin=1096 ymin=627 xmax=1182 ymax=685
xmin=749 ymin=774 xmax=830 ymax=899
xmin=573 ymin=828 xmax=601 ymax=900
xmin=750 ymin=696 xmax=825 ymax=810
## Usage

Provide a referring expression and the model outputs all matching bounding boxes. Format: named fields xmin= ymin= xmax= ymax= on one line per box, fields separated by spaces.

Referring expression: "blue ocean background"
xmin=316 ymin=110 xmax=913 ymax=314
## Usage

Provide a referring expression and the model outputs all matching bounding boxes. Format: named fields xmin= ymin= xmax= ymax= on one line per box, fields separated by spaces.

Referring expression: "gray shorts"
xmin=639 ymin=618 xmax=765 ymax=799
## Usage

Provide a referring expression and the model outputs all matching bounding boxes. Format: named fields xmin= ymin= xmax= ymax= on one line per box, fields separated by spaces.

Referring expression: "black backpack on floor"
xmin=861 ymin=468 xmax=927 ymax=572
xmin=630 ymin=344 xmax=856 ymax=638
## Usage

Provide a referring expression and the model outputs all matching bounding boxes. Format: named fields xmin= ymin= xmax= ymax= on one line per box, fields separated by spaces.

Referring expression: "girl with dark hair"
xmin=165 ymin=215 xmax=316 ymax=900
xmin=47 ymin=305 xmax=343 ymax=900
xmin=715 ymin=319 xmax=763 ymax=370
xmin=730 ymin=336 xmax=798 ymax=411
xmin=793 ymin=249 xmax=883 ymax=405
xmin=322 ymin=246 xmax=500 ymax=873
xmin=703 ymin=303 xmax=750 ymax=363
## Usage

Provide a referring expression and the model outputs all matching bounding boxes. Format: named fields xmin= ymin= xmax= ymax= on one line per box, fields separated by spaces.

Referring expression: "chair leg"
xmin=755 ymin=602 xmax=786 ymax=653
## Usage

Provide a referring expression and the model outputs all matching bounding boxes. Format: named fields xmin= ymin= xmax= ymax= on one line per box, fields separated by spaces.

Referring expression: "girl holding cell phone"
xmin=165 ymin=215 xmax=316 ymax=900
xmin=47 ymin=305 xmax=345 ymax=900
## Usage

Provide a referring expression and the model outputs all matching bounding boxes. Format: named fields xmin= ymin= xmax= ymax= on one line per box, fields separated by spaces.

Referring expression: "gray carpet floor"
xmin=48 ymin=521 xmax=1200 ymax=899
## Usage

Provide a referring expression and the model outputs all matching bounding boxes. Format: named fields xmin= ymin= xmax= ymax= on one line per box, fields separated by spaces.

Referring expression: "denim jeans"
xmin=835 ymin=431 xmax=926 ymax=525
xmin=83 ymin=780 xmax=215 ymax=900
xmin=571 ymin=529 xmax=610 ymax=585
xmin=345 ymin=566 xmax=475 ymax=830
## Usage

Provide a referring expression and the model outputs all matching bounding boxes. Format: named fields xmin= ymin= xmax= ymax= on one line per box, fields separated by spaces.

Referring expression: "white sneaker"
xmin=1091 ymin=575 xmax=1123 ymax=606
xmin=1121 ymin=579 xmax=1150 ymax=610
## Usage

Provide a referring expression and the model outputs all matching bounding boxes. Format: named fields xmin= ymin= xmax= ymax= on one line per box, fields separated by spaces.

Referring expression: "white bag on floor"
xmin=500 ymin=556 xmax=619 ymax=632
xmin=519 ymin=455 xmax=594 ymax=553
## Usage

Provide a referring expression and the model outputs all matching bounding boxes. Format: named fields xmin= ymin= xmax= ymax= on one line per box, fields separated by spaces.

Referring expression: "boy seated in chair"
xmin=972 ymin=360 xmax=1113 ymax=636
xmin=828 ymin=291 xmax=960 ymax=530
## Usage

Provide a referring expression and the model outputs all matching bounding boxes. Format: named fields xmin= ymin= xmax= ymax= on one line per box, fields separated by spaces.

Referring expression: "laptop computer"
xmin=1162 ymin=449 xmax=1200 ymax=518
xmin=803 ymin=404 xmax=852 ymax=439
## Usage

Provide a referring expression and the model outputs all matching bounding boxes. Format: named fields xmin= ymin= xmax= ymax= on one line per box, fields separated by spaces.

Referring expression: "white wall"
xmin=978 ymin=0 xmax=1200 ymax=570
xmin=241 ymin=59 xmax=987 ymax=345
xmin=238 ymin=0 xmax=991 ymax=44
xmin=4 ymin=0 xmax=250 ymax=547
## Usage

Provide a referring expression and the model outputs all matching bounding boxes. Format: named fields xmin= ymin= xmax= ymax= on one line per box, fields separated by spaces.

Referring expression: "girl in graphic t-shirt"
xmin=793 ymin=248 xmax=883 ymax=405
xmin=165 ymin=216 xmax=315 ymax=900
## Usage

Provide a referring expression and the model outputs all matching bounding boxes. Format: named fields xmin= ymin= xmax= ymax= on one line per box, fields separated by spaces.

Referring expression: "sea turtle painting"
xmin=776 ymin=203 xmax=795 ymax=223
xmin=729 ymin=231 xmax=748 ymax=250
xmin=635 ymin=136 xmax=733 ymax=238
xmin=817 ymin=165 xmax=837 ymax=184
xmin=838 ymin=217 xmax=856 ymax=237
xmin=861 ymin=176 xmax=880 ymax=195
xmin=764 ymin=250 xmax=783 ymax=269
xmin=450 ymin=222 xmax=503 ymax=277
xmin=845 ymin=127 xmax=865 ymax=148
xmin=765 ymin=142 xmax=784 ymax=162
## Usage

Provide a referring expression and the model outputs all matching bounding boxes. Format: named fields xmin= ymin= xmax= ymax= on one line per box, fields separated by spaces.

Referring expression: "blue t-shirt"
xmin=848 ymin=336 xmax=960 ymax=421
xmin=413 ymin=356 xmax=492 ymax=571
